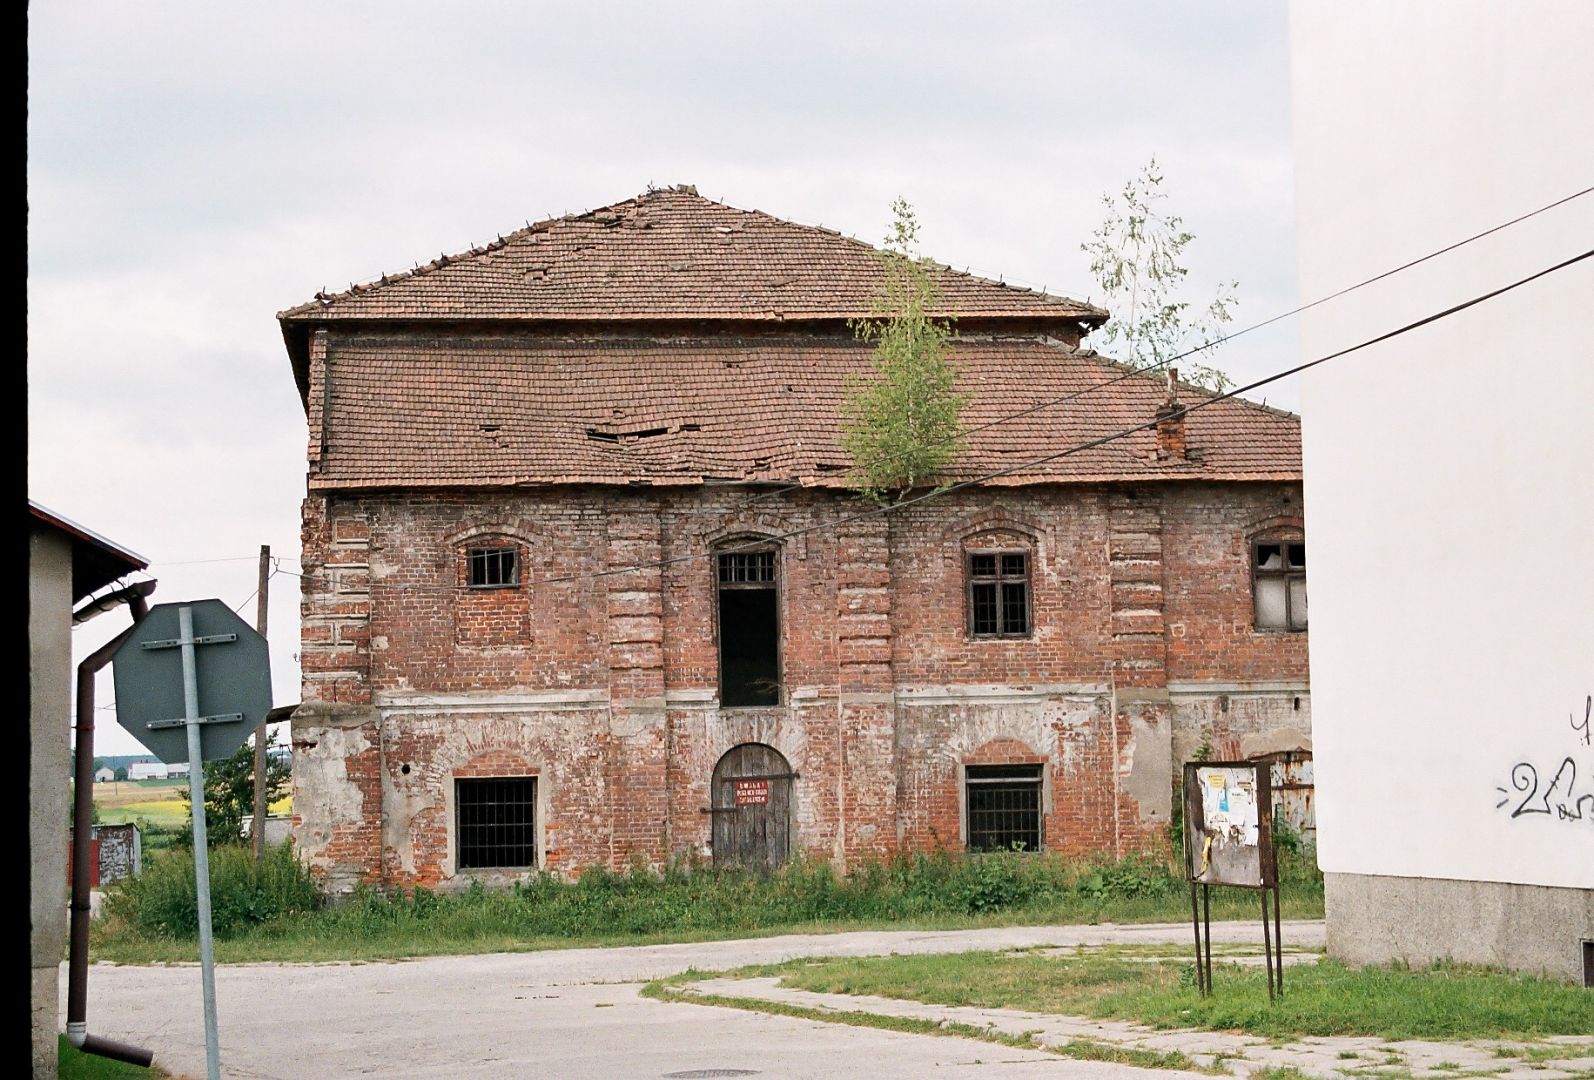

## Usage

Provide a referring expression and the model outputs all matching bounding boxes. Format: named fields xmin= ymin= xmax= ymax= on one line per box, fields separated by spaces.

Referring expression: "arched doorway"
xmin=710 ymin=743 xmax=795 ymax=870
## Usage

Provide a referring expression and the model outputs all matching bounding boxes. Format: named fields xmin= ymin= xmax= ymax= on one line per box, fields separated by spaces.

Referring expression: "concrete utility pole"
xmin=252 ymin=544 xmax=270 ymax=863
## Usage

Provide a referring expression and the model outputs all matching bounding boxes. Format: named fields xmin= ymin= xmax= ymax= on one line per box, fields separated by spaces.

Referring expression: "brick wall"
xmin=294 ymin=480 xmax=1309 ymax=891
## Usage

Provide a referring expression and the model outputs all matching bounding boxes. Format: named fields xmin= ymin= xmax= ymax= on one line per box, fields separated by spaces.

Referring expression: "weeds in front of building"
xmin=93 ymin=842 xmax=1322 ymax=963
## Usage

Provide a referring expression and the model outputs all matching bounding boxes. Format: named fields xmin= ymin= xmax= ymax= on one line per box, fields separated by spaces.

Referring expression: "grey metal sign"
xmin=112 ymin=598 xmax=271 ymax=764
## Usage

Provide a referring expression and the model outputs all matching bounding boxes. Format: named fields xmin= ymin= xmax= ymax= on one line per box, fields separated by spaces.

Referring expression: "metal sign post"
xmin=172 ymin=607 xmax=224 ymax=1080
xmin=114 ymin=599 xmax=272 ymax=1080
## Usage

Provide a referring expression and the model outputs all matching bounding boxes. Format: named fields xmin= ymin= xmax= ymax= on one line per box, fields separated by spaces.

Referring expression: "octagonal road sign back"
xmin=113 ymin=599 xmax=273 ymax=764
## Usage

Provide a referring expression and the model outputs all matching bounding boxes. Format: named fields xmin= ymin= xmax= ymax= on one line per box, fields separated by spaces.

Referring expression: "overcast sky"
xmin=29 ymin=1 xmax=1300 ymax=755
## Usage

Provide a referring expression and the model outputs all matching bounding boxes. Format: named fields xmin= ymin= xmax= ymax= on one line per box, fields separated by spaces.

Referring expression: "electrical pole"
xmin=252 ymin=544 xmax=270 ymax=863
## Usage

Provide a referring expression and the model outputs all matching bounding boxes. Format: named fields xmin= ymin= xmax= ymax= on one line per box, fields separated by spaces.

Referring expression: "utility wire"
xmin=726 ymin=184 xmax=1594 ymax=513
xmin=277 ymin=248 xmax=1590 ymax=594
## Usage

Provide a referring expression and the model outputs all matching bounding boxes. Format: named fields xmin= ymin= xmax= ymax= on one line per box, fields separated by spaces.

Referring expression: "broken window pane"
xmin=1288 ymin=578 xmax=1308 ymax=630
xmin=1256 ymin=544 xmax=1282 ymax=571
xmin=1255 ymin=577 xmax=1288 ymax=629
xmin=1287 ymin=543 xmax=1306 ymax=569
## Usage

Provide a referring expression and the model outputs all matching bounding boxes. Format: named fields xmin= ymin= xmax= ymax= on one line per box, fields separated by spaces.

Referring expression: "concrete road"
xmin=69 ymin=920 xmax=1324 ymax=1079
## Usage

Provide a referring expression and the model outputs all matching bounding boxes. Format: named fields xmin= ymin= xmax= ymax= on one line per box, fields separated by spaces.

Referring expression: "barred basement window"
xmin=968 ymin=551 xmax=1030 ymax=638
xmin=455 ymin=777 xmax=537 ymax=869
xmin=1253 ymin=540 xmax=1307 ymax=631
xmin=965 ymin=764 xmax=1043 ymax=852
xmin=717 ymin=548 xmax=780 ymax=707
xmin=467 ymin=546 xmax=519 ymax=589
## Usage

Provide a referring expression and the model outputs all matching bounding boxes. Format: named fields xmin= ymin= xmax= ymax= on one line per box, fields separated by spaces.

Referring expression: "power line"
xmin=278 ymin=248 xmax=1589 ymax=595
xmin=693 ymin=184 xmax=1594 ymax=515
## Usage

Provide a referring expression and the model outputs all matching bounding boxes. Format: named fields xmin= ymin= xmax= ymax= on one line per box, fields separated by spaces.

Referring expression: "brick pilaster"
xmin=605 ymin=502 xmax=668 ymax=869
xmin=834 ymin=514 xmax=897 ymax=869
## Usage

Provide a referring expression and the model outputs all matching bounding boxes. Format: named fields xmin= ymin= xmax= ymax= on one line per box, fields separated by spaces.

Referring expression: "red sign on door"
xmin=734 ymin=779 xmax=770 ymax=805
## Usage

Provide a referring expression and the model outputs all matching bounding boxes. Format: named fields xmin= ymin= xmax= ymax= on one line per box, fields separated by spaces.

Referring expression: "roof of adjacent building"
xmin=279 ymin=186 xmax=1107 ymax=329
xmin=28 ymin=501 xmax=149 ymax=602
xmin=308 ymin=334 xmax=1301 ymax=492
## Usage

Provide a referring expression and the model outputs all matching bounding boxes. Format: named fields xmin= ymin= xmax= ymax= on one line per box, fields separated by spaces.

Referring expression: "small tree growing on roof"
xmin=840 ymin=198 xmax=970 ymax=501
xmin=1082 ymin=156 xmax=1238 ymax=392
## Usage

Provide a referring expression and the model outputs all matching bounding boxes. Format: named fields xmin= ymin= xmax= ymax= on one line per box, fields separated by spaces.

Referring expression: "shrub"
xmin=107 ymin=841 xmax=319 ymax=937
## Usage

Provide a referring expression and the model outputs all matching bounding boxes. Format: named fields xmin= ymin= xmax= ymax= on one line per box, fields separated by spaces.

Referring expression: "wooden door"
xmin=711 ymin=743 xmax=794 ymax=871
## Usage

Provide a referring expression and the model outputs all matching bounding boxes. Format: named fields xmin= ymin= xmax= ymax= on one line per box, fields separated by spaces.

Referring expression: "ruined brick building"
xmin=279 ymin=187 xmax=1310 ymax=892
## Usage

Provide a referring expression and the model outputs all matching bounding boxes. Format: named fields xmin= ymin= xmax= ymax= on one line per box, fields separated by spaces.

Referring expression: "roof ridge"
xmin=277 ymin=187 xmax=1107 ymax=322
xmin=280 ymin=190 xmax=695 ymax=319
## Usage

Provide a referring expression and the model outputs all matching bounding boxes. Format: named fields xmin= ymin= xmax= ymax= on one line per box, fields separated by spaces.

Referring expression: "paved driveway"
xmin=69 ymin=920 xmax=1324 ymax=1079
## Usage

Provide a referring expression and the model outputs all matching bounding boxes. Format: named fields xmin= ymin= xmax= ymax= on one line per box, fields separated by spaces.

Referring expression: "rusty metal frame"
xmin=1250 ymin=537 xmax=1307 ymax=633
xmin=965 ymin=548 xmax=1033 ymax=640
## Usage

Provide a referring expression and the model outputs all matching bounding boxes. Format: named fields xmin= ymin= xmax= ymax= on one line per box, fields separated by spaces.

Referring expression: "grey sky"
xmin=29 ymin=2 xmax=1298 ymax=755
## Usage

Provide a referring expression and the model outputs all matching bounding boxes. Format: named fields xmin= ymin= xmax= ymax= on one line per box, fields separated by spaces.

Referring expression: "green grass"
xmin=57 ymin=1037 xmax=166 ymax=1079
xmin=721 ymin=949 xmax=1593 ymax=1042
xmin=92 ymin=848 xmax=1324 ymax=964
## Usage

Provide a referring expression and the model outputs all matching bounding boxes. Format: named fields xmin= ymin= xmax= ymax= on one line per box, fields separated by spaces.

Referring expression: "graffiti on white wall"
xmin=1495 ymin=695 xmax=1592 ymax=825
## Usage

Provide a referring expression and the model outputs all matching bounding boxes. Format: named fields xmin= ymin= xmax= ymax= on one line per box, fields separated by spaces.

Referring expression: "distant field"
xmin=93 ymin=779 xmax=293 ymax=830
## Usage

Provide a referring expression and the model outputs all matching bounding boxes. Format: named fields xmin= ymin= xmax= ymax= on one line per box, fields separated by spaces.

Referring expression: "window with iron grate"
xmin=965 ymin=764 xmax=1043 ymax=852
xmin=467 ymin=545 xmax=519 ymax=589
xmin=1252 ymin=539 xmax=1307 ymax=631
xmin=455 ymin=777 xmax=537 ymax=869
xmin=967 ymin=551 xmax=1031 ymax=638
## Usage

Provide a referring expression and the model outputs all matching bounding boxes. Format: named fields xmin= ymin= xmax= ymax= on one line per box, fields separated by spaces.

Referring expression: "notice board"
xmin=1183 ymin=761 xmax=1275 ymax=888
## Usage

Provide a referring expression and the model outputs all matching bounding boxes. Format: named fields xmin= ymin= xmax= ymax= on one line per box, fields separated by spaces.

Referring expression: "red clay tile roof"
xmin=278 ymin=188 xmax=1106 ymax=326
xmin=309 ymin=333 xmax=1300 ymax=492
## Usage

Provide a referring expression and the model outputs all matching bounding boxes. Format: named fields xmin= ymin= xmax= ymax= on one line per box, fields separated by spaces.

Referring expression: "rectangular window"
xmin=968 ymin=551 xmax=1030 ymax=638
xmin=455 ymin=777 xmax=537 ymax=869
xmin=467 ymin=546 xmax=519 ymax=589
xmin=717 ymin=549 xmax=780 ymax=707
xmin=965 ymin=764 xmax=1043 ymax=852
xmin=1253 ymin=540 xmax=1307 ymax=631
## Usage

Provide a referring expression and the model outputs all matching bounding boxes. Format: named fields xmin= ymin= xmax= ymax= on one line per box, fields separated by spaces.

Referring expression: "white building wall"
xmin=1291 ymin=0 xmax=1594 ymax=976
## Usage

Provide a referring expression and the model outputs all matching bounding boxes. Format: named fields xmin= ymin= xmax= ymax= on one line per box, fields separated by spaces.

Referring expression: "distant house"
xmin=93 ymin=767 xmax=115 ymax=784
xmin=127 ymin=762 xmax=166 ymax=781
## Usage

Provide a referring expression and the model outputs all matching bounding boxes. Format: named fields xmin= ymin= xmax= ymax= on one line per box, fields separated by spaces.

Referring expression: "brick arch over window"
xmin=937 ymin=509 xmax=1046 ymax=562
xmin=1242 ymin=514 xmax=1304 ymax=542
xmin=964 ymin=737 xmax=1045 ymax=765
xmin=444 ymin=521 xmax=544 ymax=549
xmin=454 ymin=749 xmax=537 ymax=778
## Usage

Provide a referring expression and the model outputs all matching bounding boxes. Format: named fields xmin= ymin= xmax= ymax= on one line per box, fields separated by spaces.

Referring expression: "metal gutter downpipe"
xmin=66 ymin=580 xmax=157 ymax=1067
